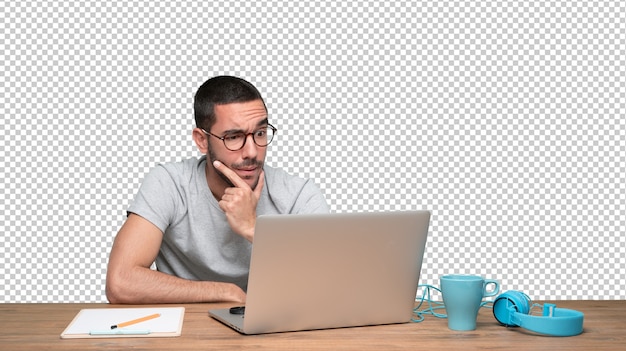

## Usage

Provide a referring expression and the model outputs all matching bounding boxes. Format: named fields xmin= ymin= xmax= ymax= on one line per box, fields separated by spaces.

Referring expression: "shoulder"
xmin=263 ymin=164 xmax=309 ymax=189
xmin=153 ymin=156 xmax=204 ymax=176
xmin=137 ymin=156 xmax=206 ymax=200
xmin=144 ymin=156 xmax=204 ymax=184
xmin=262 ymin=164 xmax=330 ymax=214
xmin=130 ymin=157 xmax=207 ymax=230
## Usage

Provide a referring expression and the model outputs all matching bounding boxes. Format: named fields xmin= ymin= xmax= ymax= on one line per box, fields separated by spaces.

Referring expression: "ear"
xmin=192 ymin=128 xmax=209 ymax=154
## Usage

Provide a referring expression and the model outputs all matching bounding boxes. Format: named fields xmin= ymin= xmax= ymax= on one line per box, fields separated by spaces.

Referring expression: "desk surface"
xmin=1 ymin=300 xmax=624 ymax=350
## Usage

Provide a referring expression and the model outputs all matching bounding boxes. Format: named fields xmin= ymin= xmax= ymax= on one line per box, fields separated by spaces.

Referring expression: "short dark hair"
xmin=194 ymin=76 xmax=266 ymax=130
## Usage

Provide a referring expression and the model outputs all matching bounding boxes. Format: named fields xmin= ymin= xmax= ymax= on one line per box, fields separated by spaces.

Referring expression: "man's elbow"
xmin=105 ymin=272 xmax=133 ymax=304
xmin=105 ymin=278 xmax=122 ymax=304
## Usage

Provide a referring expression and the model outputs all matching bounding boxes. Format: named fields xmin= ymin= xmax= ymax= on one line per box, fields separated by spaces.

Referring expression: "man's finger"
xmin=213 ymin=160 xmax=249 ymax=188
xmin=254 ymin=170 xmax=265 ymax=198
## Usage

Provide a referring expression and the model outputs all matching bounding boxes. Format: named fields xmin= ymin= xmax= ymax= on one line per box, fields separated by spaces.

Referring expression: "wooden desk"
xmin=1 ymin=301 xmax=624 ymax=350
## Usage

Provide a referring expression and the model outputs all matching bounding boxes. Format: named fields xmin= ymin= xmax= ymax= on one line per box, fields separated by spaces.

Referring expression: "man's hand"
xmin=213 ymin=160 xmax=264 ymax=242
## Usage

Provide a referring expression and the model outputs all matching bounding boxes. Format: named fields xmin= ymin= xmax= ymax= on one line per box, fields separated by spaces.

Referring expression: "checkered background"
xmin=1 ymin=1 xmax=625 ymax=302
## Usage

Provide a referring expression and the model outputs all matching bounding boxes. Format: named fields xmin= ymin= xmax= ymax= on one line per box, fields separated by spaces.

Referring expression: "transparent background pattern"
xmin=1 ymin=1 xmax=624 ymax=302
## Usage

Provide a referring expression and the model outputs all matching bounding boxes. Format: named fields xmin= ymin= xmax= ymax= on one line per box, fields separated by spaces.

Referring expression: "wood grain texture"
xmin=0 ymin=301 xmax=624 ymax=350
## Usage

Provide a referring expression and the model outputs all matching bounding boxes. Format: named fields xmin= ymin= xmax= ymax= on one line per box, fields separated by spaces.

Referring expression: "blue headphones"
xmin=492 ymin=291 xmax=584 ymax=337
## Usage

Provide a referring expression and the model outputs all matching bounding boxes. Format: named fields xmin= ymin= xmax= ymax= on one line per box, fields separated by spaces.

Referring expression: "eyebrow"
xmin=221 ymin=118 xmax=269 ymax=135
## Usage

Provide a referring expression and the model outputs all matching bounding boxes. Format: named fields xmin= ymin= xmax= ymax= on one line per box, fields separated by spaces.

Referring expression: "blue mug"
xmin=440 ymin=274 xmax=500 ymax=331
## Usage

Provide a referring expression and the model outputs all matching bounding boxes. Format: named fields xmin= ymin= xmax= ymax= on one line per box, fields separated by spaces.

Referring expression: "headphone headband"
xmin=492 ymin=291 xmax=584 ymax=337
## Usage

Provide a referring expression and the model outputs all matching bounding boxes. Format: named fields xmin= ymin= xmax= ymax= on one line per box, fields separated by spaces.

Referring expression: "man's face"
xmin=205 ymin=99 xmax=268 ymax=191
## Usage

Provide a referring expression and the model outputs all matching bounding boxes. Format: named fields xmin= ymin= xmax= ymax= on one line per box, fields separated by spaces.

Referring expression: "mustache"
xmin=213 ymin=159 xmax=264 ymax=188
xmin=231 ymin=159 xmax=264 ymax=169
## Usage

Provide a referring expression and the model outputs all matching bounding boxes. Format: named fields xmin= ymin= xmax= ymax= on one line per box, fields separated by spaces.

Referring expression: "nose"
xmin=241 ymin=133 xmax=258 ymax=160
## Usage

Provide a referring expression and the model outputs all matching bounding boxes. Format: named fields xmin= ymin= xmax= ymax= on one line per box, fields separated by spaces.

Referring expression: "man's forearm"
xmin=106 ymin=266 xmax=246 ymax=304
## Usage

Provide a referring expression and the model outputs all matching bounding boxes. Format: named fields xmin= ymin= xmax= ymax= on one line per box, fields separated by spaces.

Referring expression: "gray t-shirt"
xmin=127 ymin=156 xmax=330 ymax=291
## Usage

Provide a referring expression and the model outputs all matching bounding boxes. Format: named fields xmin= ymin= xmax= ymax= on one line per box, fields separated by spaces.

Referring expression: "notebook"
xmin=60 ymin=307 xmax=185 ymax=338
xmin=209 ymin=210 xmax=431 ymax=334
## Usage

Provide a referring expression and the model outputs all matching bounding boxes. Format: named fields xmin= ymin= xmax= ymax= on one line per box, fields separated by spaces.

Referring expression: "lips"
xmin=235 ymin=167 xmax=258 ymax=178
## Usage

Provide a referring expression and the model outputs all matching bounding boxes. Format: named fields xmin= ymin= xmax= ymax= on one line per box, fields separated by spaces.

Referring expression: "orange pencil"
xmin=110 ymin=313 xmax=161 ymax=329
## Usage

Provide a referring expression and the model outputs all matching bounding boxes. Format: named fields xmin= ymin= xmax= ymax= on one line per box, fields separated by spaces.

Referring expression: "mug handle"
xmin=483 ymin=279 xmax=500 ymax=297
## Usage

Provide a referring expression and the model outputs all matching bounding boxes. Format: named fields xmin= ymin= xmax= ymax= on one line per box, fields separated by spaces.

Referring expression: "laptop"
xmin=209 ymin=210 xmax=431 ymax=334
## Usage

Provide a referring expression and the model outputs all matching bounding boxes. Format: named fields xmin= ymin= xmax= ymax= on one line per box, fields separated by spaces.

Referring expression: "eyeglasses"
xmin=202 ymin=124 xmax=277 ymax=151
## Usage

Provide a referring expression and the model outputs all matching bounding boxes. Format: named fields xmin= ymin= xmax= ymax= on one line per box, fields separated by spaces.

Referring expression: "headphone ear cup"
xmin=492 ymin=291 xmax=531 ymax=327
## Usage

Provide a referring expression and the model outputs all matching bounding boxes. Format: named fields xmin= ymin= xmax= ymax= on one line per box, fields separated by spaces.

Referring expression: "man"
xmin=106 ymin=76 xmax=329 ymax=304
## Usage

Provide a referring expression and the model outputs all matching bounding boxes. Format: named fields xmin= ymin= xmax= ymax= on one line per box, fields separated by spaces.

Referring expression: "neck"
xmin=205 ymin=163 xmax=229 ymax=200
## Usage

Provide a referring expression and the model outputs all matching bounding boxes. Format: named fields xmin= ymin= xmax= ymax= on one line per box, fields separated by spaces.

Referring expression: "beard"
xmin=207 ymin=148 xmax=264 ymax=190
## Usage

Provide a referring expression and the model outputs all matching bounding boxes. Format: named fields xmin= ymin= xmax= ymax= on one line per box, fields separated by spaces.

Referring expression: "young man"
xmin=106 ymin=76 xmax=329 ymax=304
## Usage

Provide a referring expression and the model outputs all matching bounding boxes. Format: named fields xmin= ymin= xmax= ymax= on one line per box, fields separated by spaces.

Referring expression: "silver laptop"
xmin=209 ymin=210 xmax=431 ymax=334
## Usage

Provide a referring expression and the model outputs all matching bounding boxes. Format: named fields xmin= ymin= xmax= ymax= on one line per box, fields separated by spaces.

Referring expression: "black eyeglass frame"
xmin=201 ymin=124 xmax=277 ymax=151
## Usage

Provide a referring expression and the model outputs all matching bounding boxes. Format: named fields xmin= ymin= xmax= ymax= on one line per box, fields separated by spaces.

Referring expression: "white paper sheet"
xmin=61 ymin=307 xmax=185 ymax=337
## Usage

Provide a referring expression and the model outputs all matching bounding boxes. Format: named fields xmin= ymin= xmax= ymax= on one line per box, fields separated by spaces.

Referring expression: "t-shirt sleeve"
xmin=127 ymin=165 xmax=178 ymax=233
